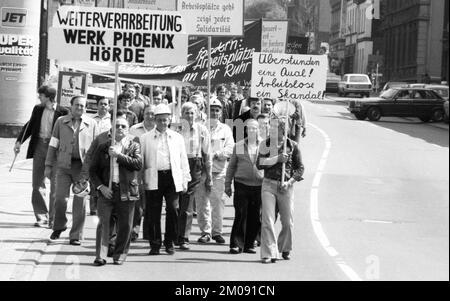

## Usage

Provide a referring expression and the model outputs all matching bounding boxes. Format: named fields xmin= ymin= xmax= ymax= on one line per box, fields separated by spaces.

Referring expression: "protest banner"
xmin=286 ymin=36 xmax=309 ymax=54
xmin=251 ymin=52 xmax=328 ymax=100
xmin=177 ymin=0 xmax=244 ymax=36
xmin=57 ymin=71 xmax=87 ymax=107
xmin=180 ymin=20 xmax=261 ymax=87
xmin=48 ymin=6 xmax=188 ymax=65
xmin=73 ymin=0 xmax=96 ymax=6
xmin=261 ymin=20 xmax=288 ymax=53
xmin=124 ymin=0 xmax=176 ymax=10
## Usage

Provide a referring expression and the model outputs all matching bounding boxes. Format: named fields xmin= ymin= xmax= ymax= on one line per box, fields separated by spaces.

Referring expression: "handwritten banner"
xmin=180 ymin=20 xmax=261 ymax=87
xmin=177 ymin=0 xmax=244 ymax=36
xmin=48 ymin=6 xmax=188 ymax=65
xmin=261 ymin=20 xmax=288 ymax=53
xmin=251 ymin=52 xmax=327 ymax=100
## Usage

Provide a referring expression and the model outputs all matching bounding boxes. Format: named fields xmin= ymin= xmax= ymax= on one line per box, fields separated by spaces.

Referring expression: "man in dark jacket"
xmin=89 ymin=110 xmax=143 ymax=266
xmin=233 ymin=97 xmax=262 ymax=142
xmin=14 ymin=85 xmax=69 ymax=228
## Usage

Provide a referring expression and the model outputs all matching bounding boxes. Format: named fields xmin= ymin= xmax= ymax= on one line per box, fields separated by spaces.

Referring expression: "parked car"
xmin=381 ymin=81 xmax=408 ymax=92
xmin=86 ymin=86 xmax=115 ymax=113
xmin=338 ymin=74 xmax=372 ymax=97
xmin=326 ymin=72 xmax=341 ymax=93
xmin=348 ymin=88 xmax=445 ymax=122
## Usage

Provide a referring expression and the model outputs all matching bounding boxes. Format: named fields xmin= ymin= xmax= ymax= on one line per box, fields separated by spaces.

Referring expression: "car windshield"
xmin=349 ymin=76 xmax=370 ymax=83
xmin=380 ymin=89 xmax=398 ymax=99
xmin=433 ymin=89 xmax=449 ymax=98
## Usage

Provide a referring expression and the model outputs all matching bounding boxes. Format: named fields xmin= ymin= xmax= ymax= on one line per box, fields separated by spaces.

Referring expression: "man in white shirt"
xmin=196 ymin=98 xmax=235 ymax=244
xmin=140 ymin=104 xmax=191 ymax=255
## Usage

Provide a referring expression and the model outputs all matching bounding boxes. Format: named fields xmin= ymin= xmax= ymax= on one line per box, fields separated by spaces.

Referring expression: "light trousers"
xmin=195 ymin=173 xmax=225 ymax=237
xmin=260 ymin=178 xmax=294 ymax=259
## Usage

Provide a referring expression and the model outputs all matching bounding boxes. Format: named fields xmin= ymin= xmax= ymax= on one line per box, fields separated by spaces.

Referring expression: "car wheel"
xmin=419 ymin=116 xmax=431 ymax=123
xmin=355 ymin=113 xmax=367 ymax=120
xmin=431 ymin=109 xmax=444 ymax=122
xmin=366 ymin=93 xmax=371 ymax=98
xmin=367 ymin=107 xmax=382 ymax=121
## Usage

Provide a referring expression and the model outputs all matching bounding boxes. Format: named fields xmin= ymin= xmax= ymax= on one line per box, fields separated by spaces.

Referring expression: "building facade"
xmin=375 ymin=0 xmax=447 ymax=83
xmin=329 ymin=0 xmax=346 ymax=74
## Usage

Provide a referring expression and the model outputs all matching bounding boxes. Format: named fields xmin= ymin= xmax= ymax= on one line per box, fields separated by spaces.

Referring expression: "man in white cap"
xmin=140 ymin=104 xmax=191 ymax=255
xmin=196 ymin=97 xmax=234 ymax=244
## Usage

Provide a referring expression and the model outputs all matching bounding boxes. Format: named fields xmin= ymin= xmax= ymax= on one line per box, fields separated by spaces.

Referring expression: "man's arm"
xmin=224 ymin=145 xmax=238 ymax=189
xmin=45 ymin=118 xmax=61 ymax=168
xmin=116 ymin=137 xmax=143 ymax=171
xmin=179 ymin=135 xmax=191 ymax=190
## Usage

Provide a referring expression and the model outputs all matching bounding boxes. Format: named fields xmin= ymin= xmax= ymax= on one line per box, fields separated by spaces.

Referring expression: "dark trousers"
xmin=230 ymin=182 xmax=262 ymax=250
xmin=145 ymin=171 xmax=179 ymax=250
xmin=132 ymin=184 xmax=147 ymax=238
xmin=177 ymin=157 xmax=202 ymax=243
xmin=96 ymin=184 xmax=135 ymax=262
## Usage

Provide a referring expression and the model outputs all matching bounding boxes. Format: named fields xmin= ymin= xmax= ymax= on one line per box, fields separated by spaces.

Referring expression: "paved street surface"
xmin=0 ymin=95 xmax=448 ymax=281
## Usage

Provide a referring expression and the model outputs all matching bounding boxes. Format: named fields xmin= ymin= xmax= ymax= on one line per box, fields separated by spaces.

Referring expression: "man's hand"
xmin=14 ymin=142 xmax=21 ymax=154
xmin=44 ymin=166 xmax=52 ymax=179
xmin=301 ymin=128 xmax=307 ymax=138
xmin=279 ymin=180 xmax=294 ymax=193
xmin=225 ymin=186 xmax=232 ymax=198
xmin=99 ymin=185 xmax=113 ymax=199
xmin=108 ymin=145 xmax=121 ymax=158
xmin=277 ymin=153 xmax=289 ymax=164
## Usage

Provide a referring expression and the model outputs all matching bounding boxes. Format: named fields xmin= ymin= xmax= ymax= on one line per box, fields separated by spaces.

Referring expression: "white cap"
xmin=154 ymin=104 xmax=171 ymax=115
xmin=209 ymin=97 xmax=223 ymax=108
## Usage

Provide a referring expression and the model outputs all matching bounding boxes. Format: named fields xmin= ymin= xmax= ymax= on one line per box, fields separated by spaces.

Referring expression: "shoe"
xmin=262 ymin=258 xmax=272 ymax=264
xmin=107 ymin=245 xmax=115 ymax=257
xmin=89 ymin=211 xmax=97 ymax=216
xmin=212 ymin=235 xmax=225 ymax=244
xmin=197 ymin=234 xmax=211 ymax=243
xmin=48 ymin=222 xmax=53 ymax=229
xmin=282 ymin=252 xmax=291 ymax=260
xmin=271 ymin=258 xmax=277 ymax=263
xmin=34 ymin=220 xmax=48 ymax=228
xmin=179 ymin=242 xmax=190 ymax=250
xmin=229 ymin=247 xmax=242 ymax=254
xmin=113 ymin=259 xmax=124 ymax=265
xmin=93 ymin=259 xmax=106 ymax=266
xmin=193 ymin=211 xmax=197 ymax=217
xmin=165 ymin=246 xmax=175 ymax=255
xmin=50 ymin=229 xmax=65 ymax=240
xmin=69 ymin=239 xmax=81 ymax=246
xmin=148 ymin=249 xmax=160 ymax=255
xmin=243 ymin=248 xmax=257 ymax=254
xmin=130 ymin=232 xmax=138 ymax=242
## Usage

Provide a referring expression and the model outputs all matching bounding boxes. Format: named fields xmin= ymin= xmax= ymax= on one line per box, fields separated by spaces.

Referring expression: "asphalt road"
xmin=2 ymin=95 xmax=448 ymax=281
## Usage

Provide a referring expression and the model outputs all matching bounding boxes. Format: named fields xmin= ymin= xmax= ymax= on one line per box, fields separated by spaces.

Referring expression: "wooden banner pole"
xmin=109 ymin=62 xmax=119 ymax=189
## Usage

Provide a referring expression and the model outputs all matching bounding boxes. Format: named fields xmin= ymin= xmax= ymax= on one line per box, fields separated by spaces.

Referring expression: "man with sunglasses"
xmin=89 ymin=110 xmax=142 ymax=266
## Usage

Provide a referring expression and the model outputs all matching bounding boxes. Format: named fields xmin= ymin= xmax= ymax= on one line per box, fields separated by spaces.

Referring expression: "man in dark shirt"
xmin=233 ymin=97 xmax=262 ymax=142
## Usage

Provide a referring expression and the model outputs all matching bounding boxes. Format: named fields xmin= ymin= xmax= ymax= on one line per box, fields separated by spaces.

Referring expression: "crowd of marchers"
xmin=14 ymin=82 xmax=306 ymax=265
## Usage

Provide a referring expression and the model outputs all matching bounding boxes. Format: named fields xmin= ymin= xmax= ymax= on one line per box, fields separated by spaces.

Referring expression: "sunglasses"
xmin=116 ymin=124 xmax=128 ymax=129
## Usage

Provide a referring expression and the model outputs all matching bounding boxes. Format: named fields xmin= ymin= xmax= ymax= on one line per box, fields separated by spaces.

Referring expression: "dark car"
xmin=326 ymin=72 xmax=341 ymax=93
xmin=348 ymin=88 xmax=445 ymax=122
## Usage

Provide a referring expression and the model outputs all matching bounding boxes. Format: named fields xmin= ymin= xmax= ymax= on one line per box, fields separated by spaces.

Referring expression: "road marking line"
xmin=30 ymin=242 xmax=64 ymax=281
xmin=308 ymin=123 xmax=363 ymax=281
xmin=362 ymin=219 xmax=394 ymax=224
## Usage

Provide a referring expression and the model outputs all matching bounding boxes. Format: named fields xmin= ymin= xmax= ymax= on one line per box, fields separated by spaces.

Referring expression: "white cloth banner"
xmin=177 ymin=0 xmax=244 ymax=36
xmin=124 ymin=0 xmax=176 ymax=10
xmin=48 ymin=6 xmax=188 ymax=65
xmin=261 ymin=20 xmax=288 ymax=54
xmin=251 ymin=52 xmax=328 ymax=100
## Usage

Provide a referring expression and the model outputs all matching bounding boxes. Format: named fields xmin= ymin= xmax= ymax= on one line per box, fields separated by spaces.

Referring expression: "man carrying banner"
xmin=45 ymin=96 xmax=99 ymax=245
xmin=89 ymin=110 xmax=142 ymax=266
xmin=256 ymin=116 xmax=304 ymax=263
xmin=14 ymin=86 xmax=69 ymax=228
xmin=196 ymin=98 xmax=234 ymax=244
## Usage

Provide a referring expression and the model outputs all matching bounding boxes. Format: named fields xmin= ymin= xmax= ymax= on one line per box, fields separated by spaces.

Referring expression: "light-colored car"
xmin=338 ymin=74 xmax=373 ymax=97
xmin=381 ymin=81 xmax=408 ymax=92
